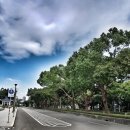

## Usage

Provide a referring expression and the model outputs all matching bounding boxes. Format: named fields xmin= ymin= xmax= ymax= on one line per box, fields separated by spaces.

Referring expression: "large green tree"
xmin=36 ymin=27 xmax=130 ymax=113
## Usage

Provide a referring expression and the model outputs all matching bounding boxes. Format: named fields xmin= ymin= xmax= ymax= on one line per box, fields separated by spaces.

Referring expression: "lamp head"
xmin=14 ymin=84 xmax=17 ymax=87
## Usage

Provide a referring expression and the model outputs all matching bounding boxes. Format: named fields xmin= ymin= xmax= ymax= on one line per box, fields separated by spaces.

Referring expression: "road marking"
xmin=35 ymin=110 xmax=71 ymax=126
xmin=87 ymin=120 xmax=107 ymax=126
xmin=22 ymin=108 xmax=71 ymax=127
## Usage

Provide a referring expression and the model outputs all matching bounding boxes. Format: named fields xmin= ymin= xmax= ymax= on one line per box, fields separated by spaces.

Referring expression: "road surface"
xmin=6 ymin=108 xmax=130 ymax=130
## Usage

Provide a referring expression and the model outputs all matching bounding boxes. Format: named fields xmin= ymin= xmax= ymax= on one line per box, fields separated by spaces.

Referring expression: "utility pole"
xmin=13 ymin=84 xmax=17 ymax=112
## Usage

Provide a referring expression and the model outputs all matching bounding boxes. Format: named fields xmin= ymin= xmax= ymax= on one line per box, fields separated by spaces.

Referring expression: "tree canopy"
xmin=28 ymin=27 xmax=130 ymax=113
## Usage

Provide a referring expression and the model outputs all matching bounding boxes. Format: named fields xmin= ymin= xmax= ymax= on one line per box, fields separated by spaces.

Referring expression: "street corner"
xmin=0 ymin=107 xmax=18 ymax=128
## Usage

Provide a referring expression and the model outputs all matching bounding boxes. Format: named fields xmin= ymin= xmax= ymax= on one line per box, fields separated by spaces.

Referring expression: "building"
xmin=23 ymin=96 xmax=26 ymax=102
xmin=1 ymin=97 xmax=13 ymax=107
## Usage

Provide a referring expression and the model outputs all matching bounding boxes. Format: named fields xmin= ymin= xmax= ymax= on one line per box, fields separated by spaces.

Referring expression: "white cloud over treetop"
xmin=0 ymin=0 xmax=130 ymax=61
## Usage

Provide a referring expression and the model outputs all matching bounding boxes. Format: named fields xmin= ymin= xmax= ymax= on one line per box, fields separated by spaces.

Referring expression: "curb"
xmin=10 ymin=108 xmax=18 ymax=127
xmin=0 ymin=108 xmax=18 ymax=128
xmin=50 ymin=109 xmax=130 ymax=126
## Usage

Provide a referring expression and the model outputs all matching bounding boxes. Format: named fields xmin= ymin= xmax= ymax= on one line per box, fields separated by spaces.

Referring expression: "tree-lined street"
xmin=28 ymin=28 xmax=130 ymax=114
xmin=1 ymin=1 xmax=130 ymax=129
xmin=6 ymin=108 xmax=130 ymax=130
xmin=0 ymin=27 xmax=130 ymax=130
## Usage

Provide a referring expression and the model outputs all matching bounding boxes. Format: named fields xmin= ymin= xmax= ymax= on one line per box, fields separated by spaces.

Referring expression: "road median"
xmin=49 ymin=109 xmax=130 ymax=125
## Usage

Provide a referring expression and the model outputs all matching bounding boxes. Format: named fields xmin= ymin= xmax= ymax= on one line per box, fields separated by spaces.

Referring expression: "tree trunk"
xmin=59 ymin=87 xmax=73 ymax=100
xmin=100 ymin=86 xmax=110 ymax=113
xmin=72 ymin=90 xmax=75 ymax=110
xmin=85 ymin=96 xmax=91 ymax=111
xmin=85 ymin=97 xmax=89 ymax=111
xmin=59 ymin=97 xmax=62 ymax=109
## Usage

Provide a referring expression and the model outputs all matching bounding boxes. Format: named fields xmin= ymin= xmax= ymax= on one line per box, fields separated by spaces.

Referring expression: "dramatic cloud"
xmin=0 ymin=0 xmax=130 ymax=61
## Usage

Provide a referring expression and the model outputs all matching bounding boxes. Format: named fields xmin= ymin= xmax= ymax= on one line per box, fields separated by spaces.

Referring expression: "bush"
xmin=53 ymin=109 xmax=130 ymax=119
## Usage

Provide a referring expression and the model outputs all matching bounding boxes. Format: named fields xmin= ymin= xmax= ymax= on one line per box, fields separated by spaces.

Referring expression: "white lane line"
xmin=37 ymin=113 xmax=71 ymax=126
xmin=35 ymin=109 xmax=71 ymax=125
xmin=22 ymin=109 xmax=50 ymax=126
xmin=22 ymin=108 xmax=72 ymax=127
xmin=30 ymin=109 xmax=71 ymax=127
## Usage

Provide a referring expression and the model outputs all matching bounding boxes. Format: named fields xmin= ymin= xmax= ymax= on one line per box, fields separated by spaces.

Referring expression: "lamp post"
xmin=13 ymin=84 xmax=17 ymax=112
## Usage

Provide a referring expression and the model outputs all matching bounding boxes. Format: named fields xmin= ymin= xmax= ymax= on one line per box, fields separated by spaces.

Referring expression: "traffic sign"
xmin=8 ymin=88 xmax=15 ymax=97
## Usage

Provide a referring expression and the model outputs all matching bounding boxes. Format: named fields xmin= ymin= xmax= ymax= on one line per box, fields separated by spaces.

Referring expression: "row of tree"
xmin=0 ymin=88 xmax=8 ymax=99
xmin=27 ymin=27 xmax=130 ymax=113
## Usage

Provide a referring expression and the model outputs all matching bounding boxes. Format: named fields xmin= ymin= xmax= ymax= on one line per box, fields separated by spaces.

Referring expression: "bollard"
xmin=13 ymin=111 xmax=14 ymax=117
xmin=9 ymin=107 xmax=10 ymax=114
xmin=7 ymin=108 xmax=10 ymax=123
xmin=7 ymin=113 xmax=10 ymax=123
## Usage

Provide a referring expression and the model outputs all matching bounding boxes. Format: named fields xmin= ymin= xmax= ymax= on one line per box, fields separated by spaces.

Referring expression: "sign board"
xmin=8 ymin=88 xmax=15 ymax=97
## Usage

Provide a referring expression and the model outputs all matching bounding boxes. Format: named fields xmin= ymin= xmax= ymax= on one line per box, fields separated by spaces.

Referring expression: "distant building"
xmin=1 ymin=97 xmax=13 ymax=107
xmin=23 ymin=96 xmax=26 ymax=102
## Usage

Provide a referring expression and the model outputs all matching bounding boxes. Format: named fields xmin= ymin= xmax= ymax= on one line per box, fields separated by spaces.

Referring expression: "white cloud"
xmin=0 ymin=0 xmax=130 ymax=61
xmin=4 ymin=77 xmax=21 ymax=87
xmin=6 ymin=77 xmax=18 ymax=82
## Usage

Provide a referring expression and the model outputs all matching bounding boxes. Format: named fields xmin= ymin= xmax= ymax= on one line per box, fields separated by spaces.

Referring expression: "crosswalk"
xmin=22 ymin=108 xmax=71 ymax=127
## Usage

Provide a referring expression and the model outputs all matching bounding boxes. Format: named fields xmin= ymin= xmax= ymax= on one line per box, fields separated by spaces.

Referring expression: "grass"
xmin=51 ymin=109 xmax=130 ymax=119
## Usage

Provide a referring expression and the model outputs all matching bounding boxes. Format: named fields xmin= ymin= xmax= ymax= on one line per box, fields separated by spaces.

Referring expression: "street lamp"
xmin=13 ymin=84 xmax=17 ymax=112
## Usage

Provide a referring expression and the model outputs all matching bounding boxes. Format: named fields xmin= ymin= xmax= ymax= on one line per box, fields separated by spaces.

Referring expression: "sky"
xmin=0 ymin=0 xmax=130 ymax=98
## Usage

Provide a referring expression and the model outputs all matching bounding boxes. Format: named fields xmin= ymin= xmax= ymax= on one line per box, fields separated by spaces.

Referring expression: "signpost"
xmin=7 ymin=88 xmax=15 ymax=123
xmin=8 ymin=88 xmax=14 ymax=98
xmin=13 ymin=84 xmax=17 ymax=113
xmin=8 ymin=88 xmax=15 ymax=106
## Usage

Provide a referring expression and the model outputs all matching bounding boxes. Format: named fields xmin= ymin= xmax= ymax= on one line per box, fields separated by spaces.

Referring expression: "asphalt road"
xmin=6 ymin=108 xmax=130 ymax=130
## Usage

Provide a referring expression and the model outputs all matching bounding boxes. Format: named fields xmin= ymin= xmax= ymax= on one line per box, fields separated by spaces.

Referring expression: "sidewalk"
xmin=0 ymin=107 xmax=17 ymax=127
